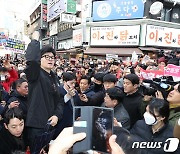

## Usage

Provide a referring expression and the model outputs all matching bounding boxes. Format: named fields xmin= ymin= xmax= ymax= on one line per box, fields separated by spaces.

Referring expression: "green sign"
xmin=42 ymin=0 xmax=47 ymax=4
xmin=67 ymin=0 xmax=76 ymax=14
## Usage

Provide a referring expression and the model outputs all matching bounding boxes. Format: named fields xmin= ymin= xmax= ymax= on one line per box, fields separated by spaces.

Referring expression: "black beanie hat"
xmin=94 ymin=72 xmax=105 ymax=83
xmin=41 ymin=45 xmax=56 ymax=57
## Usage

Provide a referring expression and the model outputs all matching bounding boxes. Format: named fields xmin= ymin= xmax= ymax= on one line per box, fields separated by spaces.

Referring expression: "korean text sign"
xmin=140 ymin=68 xmax=164 ymax=80
xmin=92 ymin=0 xmax=144 ymax=21
xmin=146 ymin=25 xmax=180 ymax=47
xmin=73 ymin=29 xmax=83 ymax=47
xmin=140 ymin=64 xmax=180 ymax=81
xmin=90 ymin=25 xmax=140 ymax=46
xmin=164 ymin=64 xmax=180 ymax=78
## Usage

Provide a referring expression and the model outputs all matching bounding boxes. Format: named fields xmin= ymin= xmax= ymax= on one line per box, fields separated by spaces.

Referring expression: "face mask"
xmin=94 ymin=83 xmax=102 ymax=90
xmin=143 ymin=112 xmax=157 ymax=125
xmin=18 ymin=66 xmax=24 ymax=71
xmin=57 ymin=72 xmax=62 ymax=77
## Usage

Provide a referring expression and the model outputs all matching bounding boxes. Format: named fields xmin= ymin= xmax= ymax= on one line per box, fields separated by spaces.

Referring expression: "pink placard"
xmin=164 ymin=64 xmax=180 ymax=77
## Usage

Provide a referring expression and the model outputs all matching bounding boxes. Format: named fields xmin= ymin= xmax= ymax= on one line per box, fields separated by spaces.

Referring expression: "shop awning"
xmin=84 ymin=47 xmax=143 ymax=56
xmin=56 ymin=48 xmax=82 ymax=53
xmin=139 ymin=47 xmax=160 ymax=52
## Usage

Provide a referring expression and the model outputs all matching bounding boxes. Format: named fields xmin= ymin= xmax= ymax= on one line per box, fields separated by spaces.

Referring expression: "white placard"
xmin=73 ymin=29 xmax=83 ymax=47
xmin=57 ymin=39 xmax=73 ymax=50
xmin=91 ymin=25 xmax=140 ymax=46
xmin=49 ymin=20 xmax=58 ymax=36
xmin=60 ymin=13 xmax=76 ymax=23
xmin=106 ymin=54 xmax=118 ymax=61
xmin=146 ymin=25 xmax=180 ymax=47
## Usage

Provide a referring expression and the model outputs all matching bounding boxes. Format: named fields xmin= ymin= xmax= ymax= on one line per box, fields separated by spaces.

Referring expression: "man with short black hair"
xmin=103 ymin=73 xmax=117 ymax=90
xmin=122 ymin=74 xmax=143 ymax=128
xmin=54 ymin=72 xmax=80 ymax=137
xmin=7 ymin=79 xmax=28 ymax=117
xmin=105 ymin=87 xmax=130 ymax=129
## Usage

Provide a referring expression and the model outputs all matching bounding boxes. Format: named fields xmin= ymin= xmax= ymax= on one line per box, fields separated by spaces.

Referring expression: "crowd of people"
xmin=0 ymin=31 xmax=179 ymax=154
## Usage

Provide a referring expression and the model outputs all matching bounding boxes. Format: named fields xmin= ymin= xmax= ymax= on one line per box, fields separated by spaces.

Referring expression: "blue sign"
xmin=93 ymin=0 xmax=145 ymax=21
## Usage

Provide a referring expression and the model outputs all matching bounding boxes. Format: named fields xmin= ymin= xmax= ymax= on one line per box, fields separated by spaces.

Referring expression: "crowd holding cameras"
xmin=0 ymin=30 xmax=179 ymax=154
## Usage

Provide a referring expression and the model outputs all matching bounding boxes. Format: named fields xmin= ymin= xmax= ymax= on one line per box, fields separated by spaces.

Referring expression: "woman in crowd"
xmin=130 ymin=98 xmax=175 ymax=154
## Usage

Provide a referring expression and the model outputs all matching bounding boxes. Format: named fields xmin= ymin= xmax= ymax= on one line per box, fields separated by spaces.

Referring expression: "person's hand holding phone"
xmin=79 ymin=94 xmax=88 ymax=102
xmin=67 ymin=85 xmax=76 ymax=97
xmin=8 ymin=100 xmax=20 ymax=109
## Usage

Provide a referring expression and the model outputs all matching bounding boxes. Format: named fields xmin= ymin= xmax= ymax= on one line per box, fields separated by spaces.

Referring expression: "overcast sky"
xmin=3 ymin=0 xmax=37 ymax=20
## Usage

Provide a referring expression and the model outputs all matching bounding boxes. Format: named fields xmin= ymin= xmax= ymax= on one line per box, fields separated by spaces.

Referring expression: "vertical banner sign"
xmin=41 ymin=0 xmax=48 ymax=29
xmin=73 ymin=29 xmax=83 ymax=47
xmin=66 ymin=0 xmax=76 ymax=14
xmin=146 ymin=25 xmax=180 ymax=47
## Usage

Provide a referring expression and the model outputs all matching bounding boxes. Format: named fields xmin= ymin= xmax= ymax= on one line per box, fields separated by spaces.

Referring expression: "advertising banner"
xmin=146 ymin=25 xmax=180 ymax=48
xmin=93 ymin=0 xmax=145 ymax=21
xmin=91 ymin=25 xmax=140 ymax=46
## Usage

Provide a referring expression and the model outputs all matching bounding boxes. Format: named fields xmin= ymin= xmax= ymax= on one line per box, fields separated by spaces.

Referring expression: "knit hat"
xmin=40 ymin=45 xmax=56 ymax=57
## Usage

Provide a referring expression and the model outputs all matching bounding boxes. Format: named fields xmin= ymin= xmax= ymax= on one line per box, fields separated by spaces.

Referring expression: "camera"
xmin=142 ymin=76 xmax=175 ymax=99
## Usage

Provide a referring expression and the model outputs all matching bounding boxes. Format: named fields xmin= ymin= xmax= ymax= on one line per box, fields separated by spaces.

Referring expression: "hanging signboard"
xmin=91 ymin=25 xmax=140 ymax=46
xmin=93 ymin=0 xmax=145 ymax=21
xmin=146 ymin=25 xmax=180 ymax=47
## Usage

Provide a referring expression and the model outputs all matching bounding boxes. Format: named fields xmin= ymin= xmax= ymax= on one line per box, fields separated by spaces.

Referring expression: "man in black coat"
xmin=122 ymin=74 xmax=143 ymax=128
xmin=25 ymin=31 xmax=64 ymax=150
xmin=6 ymin=78 xmax=28 ymax=117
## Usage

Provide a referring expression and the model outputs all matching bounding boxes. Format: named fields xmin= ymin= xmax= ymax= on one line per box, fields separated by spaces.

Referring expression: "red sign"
xmin=140 ymin=68 xmax=164 ymax=80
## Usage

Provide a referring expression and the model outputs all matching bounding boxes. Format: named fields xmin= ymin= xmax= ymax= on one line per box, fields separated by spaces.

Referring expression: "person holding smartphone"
xmin=54 ymin=72 xmax=81 ymax=138
xmin=0 ymin=59 xmax=18 ymax=93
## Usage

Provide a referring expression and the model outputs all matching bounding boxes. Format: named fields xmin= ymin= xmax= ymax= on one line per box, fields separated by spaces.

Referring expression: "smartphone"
xmin=92 ymin=108 xmax=113 ymax=153
xmin=73 ymin=107 xmax=113 ymax=154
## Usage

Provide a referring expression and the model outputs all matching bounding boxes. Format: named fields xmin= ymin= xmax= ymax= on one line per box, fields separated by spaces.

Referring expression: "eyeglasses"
xmin=42 ymin=55 xmax=55 ymax=60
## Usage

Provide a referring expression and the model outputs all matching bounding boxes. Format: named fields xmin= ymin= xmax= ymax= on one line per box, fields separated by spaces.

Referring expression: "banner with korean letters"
xmin=146 ymin=25 xmax=180 ymax=48
xmin=140 ymin=64 xmax=180 ymax=82
xmin=90 ymin=25 xmax=140 ymax=46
